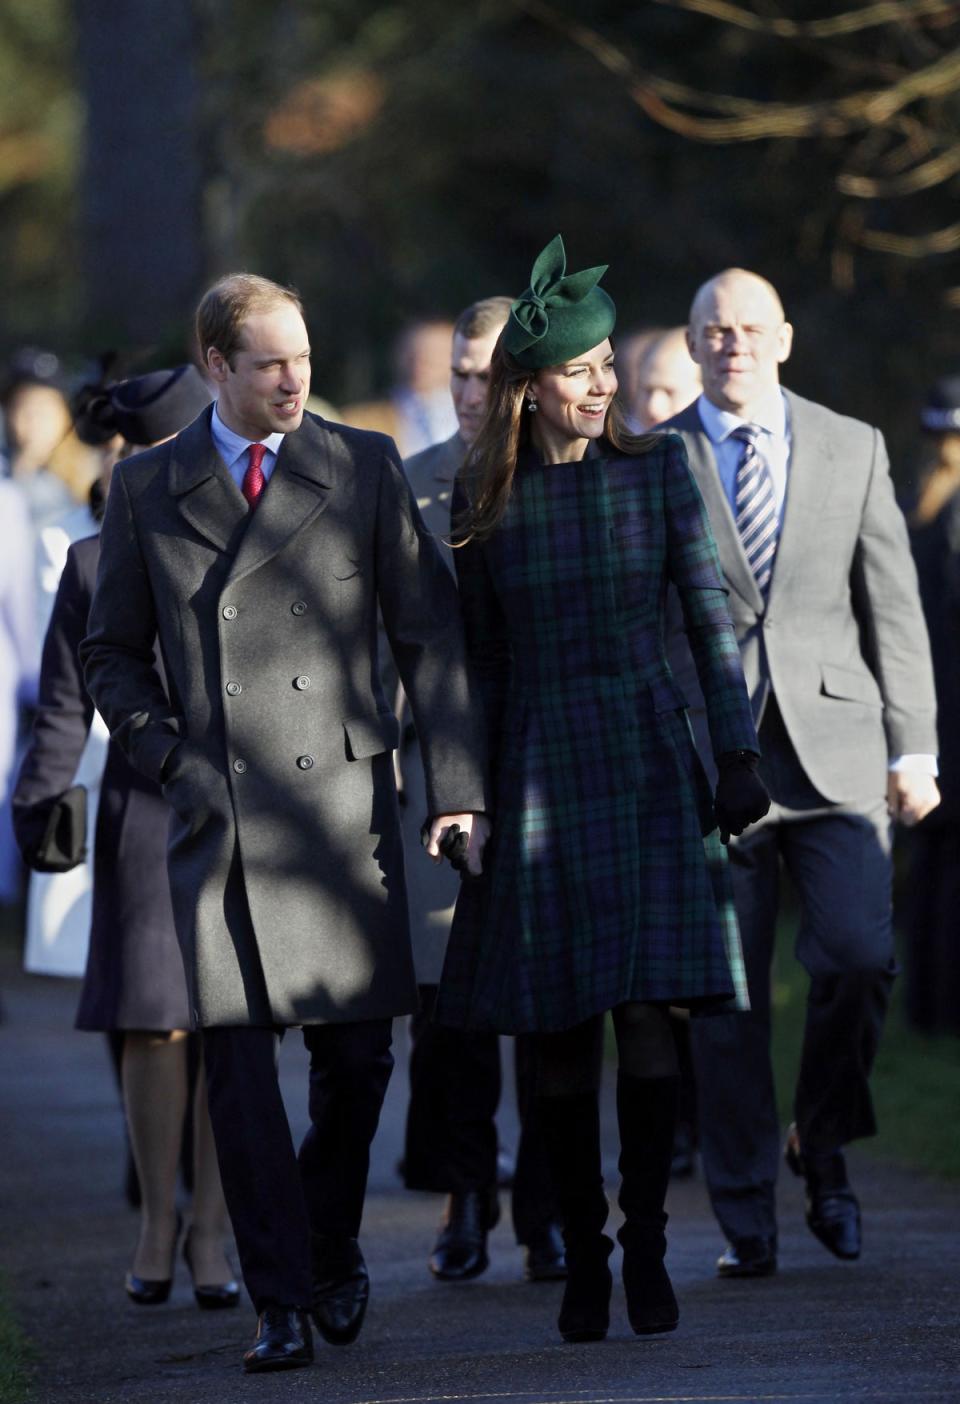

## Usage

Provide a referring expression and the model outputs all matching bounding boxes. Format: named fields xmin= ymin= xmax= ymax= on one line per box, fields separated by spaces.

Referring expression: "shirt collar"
xmin=210 ymin=401 xmax=285 ymax=468
xmin=697 ymin=388 xmax=787 ymax=446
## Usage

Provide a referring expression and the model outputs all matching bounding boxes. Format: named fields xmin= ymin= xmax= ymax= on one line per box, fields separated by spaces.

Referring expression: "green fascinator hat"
xmin=502 ymin=234 xmax=616 ymax=370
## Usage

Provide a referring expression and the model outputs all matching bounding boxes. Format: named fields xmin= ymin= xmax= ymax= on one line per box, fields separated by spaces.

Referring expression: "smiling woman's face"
xmin=529 ymin=339 xmax=617 ymax=463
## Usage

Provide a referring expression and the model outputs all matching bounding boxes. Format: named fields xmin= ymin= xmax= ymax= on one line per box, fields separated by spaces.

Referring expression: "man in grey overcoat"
xmin=81 ymin=274 xmax=489 ymax=1373
xmin=664 ymin=269 xmax=939 ymax=1279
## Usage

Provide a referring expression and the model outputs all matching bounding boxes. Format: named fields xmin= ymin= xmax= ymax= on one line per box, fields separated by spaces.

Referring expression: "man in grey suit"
xmin=81 ymin=274 xmax=489 ymax=1372
xmin=664 ymin=268 xmax=939 ymax=1278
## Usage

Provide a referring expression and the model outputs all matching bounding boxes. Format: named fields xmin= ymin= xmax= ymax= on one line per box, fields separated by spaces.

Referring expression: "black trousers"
xmin=403 ymin=985 xmax=559 ymax=1243
xmin=690 ymin=698 xmax=895 ymax=1244
xmin=203 ymin=1019 xmax=393 ymax=1311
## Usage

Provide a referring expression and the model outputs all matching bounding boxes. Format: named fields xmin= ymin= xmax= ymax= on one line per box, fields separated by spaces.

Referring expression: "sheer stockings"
xmin=533 ymin=1001 xmax=679 ymax=1096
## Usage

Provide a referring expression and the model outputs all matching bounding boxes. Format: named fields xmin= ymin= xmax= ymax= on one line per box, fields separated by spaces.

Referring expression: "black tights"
xmin=533 ymin=1002 xmax=679 ymax=1097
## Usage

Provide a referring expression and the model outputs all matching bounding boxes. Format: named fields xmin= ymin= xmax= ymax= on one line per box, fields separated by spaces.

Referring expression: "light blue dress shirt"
xmin=209 ymin=403 xmax=284 ymax=490
xmin=695 ymin=388 xmax=790 ymax=520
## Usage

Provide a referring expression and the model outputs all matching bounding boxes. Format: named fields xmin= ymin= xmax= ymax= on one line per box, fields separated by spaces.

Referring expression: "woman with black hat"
xmin=436 ymin=237 xmax=769 ymax=1343
xmin=13 ymin=367 xmax=241 ymax=1309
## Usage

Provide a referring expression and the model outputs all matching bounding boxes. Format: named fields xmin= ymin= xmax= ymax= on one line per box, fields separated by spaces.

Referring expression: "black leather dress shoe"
xmin=716 ymin=1237 xmax=778 ymax=1278
xmin=523 ymin=1221 xmax=567 ymax=1282
xmin=243 ymin=1307 xmax=313 ymax=1373
xmin=784 ymin=1124 xmax=861 ymax=1260
xmin=429 ymin=1189 xmax=500 ymax=1281
xmin=310 ymin=1235 xmax=370 ymax=1345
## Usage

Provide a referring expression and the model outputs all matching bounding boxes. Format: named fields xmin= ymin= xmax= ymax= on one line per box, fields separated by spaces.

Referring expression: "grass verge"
xmin=0 ymin=1274 xmax=32 ymax=1403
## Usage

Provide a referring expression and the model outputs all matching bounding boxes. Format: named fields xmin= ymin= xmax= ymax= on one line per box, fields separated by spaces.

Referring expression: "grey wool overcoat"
xmin=81 ymin=408 xmax=488 ymax=1029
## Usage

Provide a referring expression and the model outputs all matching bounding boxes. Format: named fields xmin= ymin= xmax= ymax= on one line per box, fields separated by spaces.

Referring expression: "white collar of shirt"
xmin=210 ymin=402 xmax=285 ymax=471
xmin=697 ymin=388 xmax=788 ymax=447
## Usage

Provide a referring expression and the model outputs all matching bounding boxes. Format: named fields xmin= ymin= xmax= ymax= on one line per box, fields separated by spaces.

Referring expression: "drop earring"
xmin=525 ymin=397 xmax=538 ymax=413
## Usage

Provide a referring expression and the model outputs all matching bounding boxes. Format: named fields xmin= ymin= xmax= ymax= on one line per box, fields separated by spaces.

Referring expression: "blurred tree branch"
xmin=516 ymin=0 xmax=960 ymax=296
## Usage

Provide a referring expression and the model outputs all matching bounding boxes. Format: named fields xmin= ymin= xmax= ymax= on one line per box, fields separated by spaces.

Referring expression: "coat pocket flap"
xmin=648 ymin=675 xmax=688 ymax=713
xmin=343 ymin=712 xmax=401 ymax=760
xmin=820 ymin=663 xmax=883 ymax=707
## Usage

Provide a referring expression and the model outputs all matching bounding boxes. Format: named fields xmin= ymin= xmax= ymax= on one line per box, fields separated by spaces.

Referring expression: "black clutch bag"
xmin=28 ymin=785 xmax=88 ymax=873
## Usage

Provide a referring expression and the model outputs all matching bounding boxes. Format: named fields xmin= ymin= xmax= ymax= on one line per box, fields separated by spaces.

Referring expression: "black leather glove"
xmin=420 ymin=820 xmax=471 ymax=873
xmin=713 ymin=750 xmax=770 ymax=844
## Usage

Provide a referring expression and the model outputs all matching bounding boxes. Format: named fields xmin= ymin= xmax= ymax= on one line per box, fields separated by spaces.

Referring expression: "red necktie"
xmin=242 ymin=443 xmax=267 ymax=509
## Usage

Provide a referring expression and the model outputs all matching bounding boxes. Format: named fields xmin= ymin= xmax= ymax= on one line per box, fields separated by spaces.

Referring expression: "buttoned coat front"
xmin=81 ymin=409 xmax=487 ymax=1029
xmin=435 ymin=434 xmax=758 ymax=1034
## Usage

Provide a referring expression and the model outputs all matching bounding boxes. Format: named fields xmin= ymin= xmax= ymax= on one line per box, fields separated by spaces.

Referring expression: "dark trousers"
xmin=403 ymin=985 xmax=559 ymax=1243
xmin=203 ymin=1019 xmax=393 ymax=1311
xmin=690 ymin=699 xmax=895 ymax=1244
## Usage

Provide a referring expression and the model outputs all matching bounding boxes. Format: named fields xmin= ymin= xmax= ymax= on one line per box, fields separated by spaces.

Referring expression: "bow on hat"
xmin=503 ymin=234 xmax=616 ymax=370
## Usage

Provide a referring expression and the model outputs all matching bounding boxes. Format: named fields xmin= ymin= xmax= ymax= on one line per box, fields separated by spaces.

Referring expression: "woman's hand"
xmin=422 ymin=813 xmax=491 ymax=876
xmin=713 ymin=751 xmax=770 ymax=844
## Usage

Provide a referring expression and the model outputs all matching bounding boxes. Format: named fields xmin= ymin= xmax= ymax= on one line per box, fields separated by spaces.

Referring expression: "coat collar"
xmin=168 ymin=408 xmax=337 ymax=579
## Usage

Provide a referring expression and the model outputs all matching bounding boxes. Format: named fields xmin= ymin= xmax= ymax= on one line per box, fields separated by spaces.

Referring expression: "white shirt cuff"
xmin=888 ymin=754 xmax=939 ymax=776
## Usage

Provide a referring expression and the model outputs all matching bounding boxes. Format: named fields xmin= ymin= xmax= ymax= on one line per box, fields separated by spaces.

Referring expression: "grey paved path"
xmin=1 ymin=942 xmax=959 ymax=1404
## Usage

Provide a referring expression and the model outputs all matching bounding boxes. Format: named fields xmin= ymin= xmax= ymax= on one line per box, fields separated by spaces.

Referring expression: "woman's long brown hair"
xmin=452 ymin=340 xmax=661 ymax=544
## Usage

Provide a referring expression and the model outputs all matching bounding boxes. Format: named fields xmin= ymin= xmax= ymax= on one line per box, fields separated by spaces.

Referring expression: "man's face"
xmin=686 ymin=274 xmax=792 ymax=416
xmin=633 ymin=335 xmax=702 ymax=430
xmin=207 ymin=303 xmax=312 ymax=440
xmin=449 ymin=327 xmax=503 ymax=446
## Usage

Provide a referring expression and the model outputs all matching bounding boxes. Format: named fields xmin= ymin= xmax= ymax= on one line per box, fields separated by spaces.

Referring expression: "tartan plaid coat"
xmin=435 ymin=433 xmax=756 ymax=1033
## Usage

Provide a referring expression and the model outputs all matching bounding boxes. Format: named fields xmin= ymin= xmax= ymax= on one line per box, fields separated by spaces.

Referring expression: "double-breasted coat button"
xmin=294 ymin=675 xmax=311 ymax=690
xmin=233 ymin=758 xmax=247 ymax=774
xmin=291 ymin=600 xmax=307 ymax=616
xmin=296 ymin=755 xmax=315 ymax=770
xmin=225 ymin=681 xmax=242 ymax=696
xmin=222 ymin=605 xmax=237 ymax=620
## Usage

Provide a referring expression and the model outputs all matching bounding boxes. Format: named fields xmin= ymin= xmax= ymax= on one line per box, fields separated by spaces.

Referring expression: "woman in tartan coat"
xmin=436 ymin=237 xmax=769 ymax=1345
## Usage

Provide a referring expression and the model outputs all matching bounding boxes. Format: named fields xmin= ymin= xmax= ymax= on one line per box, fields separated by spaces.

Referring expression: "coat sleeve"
xmin=449 ymin=475 xmax=512 ymax=772
xmin=79 ymin=467 xmax=183 ymax=785
xmin=851 ymin=428 xmax=938 ymax=758
xmin=375 ymin=450 xmax=490 ymax=817
xmin=11 ymin=543 xmax=95 ymax=858
xmin=662 ymin=433 xmax=760 ymax=761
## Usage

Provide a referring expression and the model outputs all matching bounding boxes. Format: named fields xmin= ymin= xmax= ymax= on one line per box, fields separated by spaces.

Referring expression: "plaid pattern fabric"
xmin=436 ymin=434 xmax=756 ymax=1033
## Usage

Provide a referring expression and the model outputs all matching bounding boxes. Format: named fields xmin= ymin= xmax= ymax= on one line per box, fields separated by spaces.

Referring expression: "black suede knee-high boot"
xmin=537 ymin=1091 xmax=613 ymax=1343
xmin=616 ymin=1072 xmax=680 ymax=1335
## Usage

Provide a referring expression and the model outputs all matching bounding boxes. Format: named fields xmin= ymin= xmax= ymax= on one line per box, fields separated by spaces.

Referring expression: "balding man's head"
xmin=632 ymin=327 xmax=702 ymax=430
xmin=686 ymin=269 xmax=792 ymax=416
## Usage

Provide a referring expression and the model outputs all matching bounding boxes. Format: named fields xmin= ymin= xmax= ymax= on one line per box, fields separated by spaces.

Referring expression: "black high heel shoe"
xmin=183 ymin=1228 xmax=240 ymax=1309
xmin=125 ymin=1212 xmax=181 ymax=1305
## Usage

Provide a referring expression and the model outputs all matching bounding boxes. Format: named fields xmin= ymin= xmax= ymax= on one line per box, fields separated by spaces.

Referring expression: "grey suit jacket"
xmin=81 ymin=409 xmax=488 ymax=1028
xmin=664 ymin=389 xmax=937 ymax=803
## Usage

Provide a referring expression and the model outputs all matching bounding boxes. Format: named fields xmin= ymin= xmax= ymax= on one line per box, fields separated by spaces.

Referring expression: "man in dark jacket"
xmin=81 ymin=274 xmax=489 ymax=1373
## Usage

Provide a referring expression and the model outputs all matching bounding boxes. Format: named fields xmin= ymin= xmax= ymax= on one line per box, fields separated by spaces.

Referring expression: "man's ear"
xmin=206 ymin=347 xmax=229 ymax=384
xmin=685 ymin=326 xmax=701 ymax=366
xmin=776 ymin=322 xmax=794 ymax=365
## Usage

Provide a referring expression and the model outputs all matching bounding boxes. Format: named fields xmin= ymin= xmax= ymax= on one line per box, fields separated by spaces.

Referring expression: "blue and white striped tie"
xmin=732 ymin=423 xmax=779 ymax=595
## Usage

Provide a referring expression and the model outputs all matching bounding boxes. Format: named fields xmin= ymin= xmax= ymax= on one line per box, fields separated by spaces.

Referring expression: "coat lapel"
xmin=671 ymin=405 xmax=764 ymax=613
xmin=169 ymin=408 xmax=249 ymax=552
xmin=767 ymin=390 xmax=836 ymax=607
xmin=226 ymin=414 xmax=336 ymax=585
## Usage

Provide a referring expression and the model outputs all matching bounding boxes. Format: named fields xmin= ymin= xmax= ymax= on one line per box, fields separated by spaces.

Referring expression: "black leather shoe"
xmin=716 ymin=1237 xmax=777 ymax=1278
xmin=310 ymin=1235 xmax=369 ymax=1345
xmin=785 ymin=1124 xmax=861 ymax=1260
xmin=243 ymin=1306 xmax=313 ymax=1373
xmin=428 ymin=1189 xmax=500 ymax=1281
xmin=183 ymin=1228 xmax=240 ymax=1310
xmin=523 ymin=1221 xmax=567 ymax=1282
